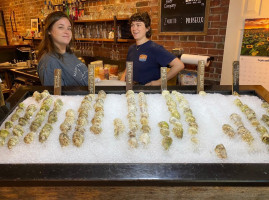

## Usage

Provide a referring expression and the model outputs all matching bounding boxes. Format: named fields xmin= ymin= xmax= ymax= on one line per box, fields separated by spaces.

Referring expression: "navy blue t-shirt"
xmin=126 ymin=40 xmax=176 ymax=85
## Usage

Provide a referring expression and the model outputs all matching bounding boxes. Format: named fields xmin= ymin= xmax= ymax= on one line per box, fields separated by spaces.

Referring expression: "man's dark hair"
xmin=129 ymin=12 xmax=152 ymax=38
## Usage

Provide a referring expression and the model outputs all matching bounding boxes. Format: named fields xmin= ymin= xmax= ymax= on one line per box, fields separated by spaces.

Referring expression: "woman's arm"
xmin=145 ymin=57 xmax=184 ymax=86
xmin=120 ymin=68 xmax=127 ymax=81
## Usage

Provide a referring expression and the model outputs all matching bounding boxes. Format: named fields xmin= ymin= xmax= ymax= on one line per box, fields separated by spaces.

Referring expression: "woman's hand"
xmin=145 ymin=79 xmax=161 ymax=86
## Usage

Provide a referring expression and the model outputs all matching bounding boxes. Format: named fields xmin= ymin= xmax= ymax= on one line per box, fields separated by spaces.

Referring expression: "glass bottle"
xmin=65 ymin=0 xmax=69 ymax=17
xmin=72 ymin=0 xmax=78 ymax=20
xmin=68 ymin=0 xmax=73 ymax=19
xmin=78 ymin=1 xmax=84 ymax=20
xmin=117 ymin=25 xmax=121 ymax=39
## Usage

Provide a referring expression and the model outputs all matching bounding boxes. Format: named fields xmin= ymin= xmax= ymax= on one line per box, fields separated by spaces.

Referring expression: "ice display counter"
xmin=0 ymin=85 xmax=269 ymax=199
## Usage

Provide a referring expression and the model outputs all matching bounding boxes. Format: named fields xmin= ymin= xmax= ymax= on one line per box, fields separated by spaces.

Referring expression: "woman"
xmin=37 ymin=11 xmax=88 ymax=86
xmin=121 ymin=12 xmax=184 ymax=86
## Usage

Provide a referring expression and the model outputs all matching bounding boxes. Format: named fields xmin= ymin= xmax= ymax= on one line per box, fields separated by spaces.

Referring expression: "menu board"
xmin=159 ymin=0 xmax=209 ymax=35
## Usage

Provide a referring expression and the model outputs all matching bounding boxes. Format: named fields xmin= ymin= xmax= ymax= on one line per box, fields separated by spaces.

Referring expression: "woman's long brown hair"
xmin=37 ymin=11 xmax=74 ymax=61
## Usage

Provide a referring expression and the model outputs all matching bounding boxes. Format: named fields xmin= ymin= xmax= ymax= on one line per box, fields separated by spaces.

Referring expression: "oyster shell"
xmin=139 ymin=132 xmax=150 ymax=145
xmin=128 ymin=136 xmax=138 ymax=148
xmin=172 ymin=127 xmax=183 ymax=138
xmin=59 ymin=133 xmax=70 ymax=147
xmin=8 ymin=136 xmax=19 ymax=149
xmin=162 ymin=136 xmax=172 ymax=150
xmin=0 ymin=129 xmax=10 ymax=139
xmin=13 ymin=125 xmax=24 ymax=137
xmin=222 ymin=124 xmax=235 ymax=138
xmin=215 ymin=144 xmax=227 ymax=159
xmin=24 ymin=132 xmax=35 ymax=144
xmin=4 ymin=121 xmax=13 ymax=129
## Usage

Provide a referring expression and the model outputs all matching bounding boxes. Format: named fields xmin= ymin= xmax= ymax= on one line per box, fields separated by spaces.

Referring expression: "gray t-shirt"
xmin=37 ymin=52 xmax=88 ymax=86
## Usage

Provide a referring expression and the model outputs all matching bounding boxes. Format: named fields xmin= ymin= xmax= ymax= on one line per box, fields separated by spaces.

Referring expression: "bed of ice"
xmin=0 ymin=92 xmax=269 ymax=164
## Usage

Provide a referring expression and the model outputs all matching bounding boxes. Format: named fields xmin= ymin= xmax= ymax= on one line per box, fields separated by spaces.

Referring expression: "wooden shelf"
xmin=21 ymin=37 xmax=134 ymax=43
xmin=76 ymin=38 xmax=114 ymax=42
xmin=23 ymin=37 xmax=42 ymax=40
xmin=118 ymin=39 xmax=135 ymax=43
xmin=2 ymin=89 xmax=10 ymax=94
xmin=75 ymin=38 xmax=134 ymax=43
xmin=74 ymin=17 xmax=129 ymax=23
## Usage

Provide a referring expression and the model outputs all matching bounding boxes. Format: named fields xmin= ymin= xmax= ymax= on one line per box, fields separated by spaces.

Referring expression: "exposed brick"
xmin=211 ymin=21 xmax=228 ymax=28
xmin=213 ymin=36 xmax=224 ymax=43
xmin=221 ymin=0 xmax=230 ymax=6
xmin=197 ymin=42 xmax=216 ymax=49
xmin=196 ymin=36 xmax=205 ymax=41
xmin=190 ymin=48 xmax=208 ymax=55
xmin=217 ymin=43 xmax=224 ymax=49
xmin=208 ymin=49 xmax=220 ymax=56
xmin=207 ymin=28 xmax=219 ymax=35
xmin=188 ymin=36 xmax=195 ymax=41
xmin=219 ymin=28 xmax=227 ymax=35
xmin=215 ymin=67 xmax=222 ymax=74
xmin=214 ymin=62 xmax=223 ymax=68
xmin=179 ymin=36 xmax=188 ymax=41
xmin=209 ymin=67 xmax=214 ymax=73
xmin=221 ymin=14 xmax=228 ymax=22
xmin=210 ymin=7 xmax=229 ymax=14
xmin=210 ymin=0 xmax=221 ymax=7
xmin=151 ymin=35 xmax=158 ymax=40
xmin=181 ymin=42 xmax=198 ymax=48
xmin=209 ymin=14 xmax=221 ymax=22
xmin=136 ymin=1 xmax=149 ymax=7
xmin=205 ymin=36 xmax=214 ymax=41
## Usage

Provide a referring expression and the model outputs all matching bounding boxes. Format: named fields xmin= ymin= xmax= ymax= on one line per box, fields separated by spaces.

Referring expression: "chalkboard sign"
xmin=159 ymin=0 xmax=209 ymax=35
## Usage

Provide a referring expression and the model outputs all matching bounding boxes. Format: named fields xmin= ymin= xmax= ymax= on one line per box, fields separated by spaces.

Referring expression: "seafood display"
xmin=113 ymin=118 xmax=125 ymax=137
xmin=37 ymin=97 xmax=63 ymax=143
xmin=261 ymin=102 xmax=269 ymax=127
xmin=89 ymin=90 xmax=106 ymax=135
xmin=33 ymin=90 xmax=50 ymax=103
xmin=7 ymin=136 xmax=19 ymax=150
xmin=229 ymin=113 xmax=254 ymax=145
xmin=1 ymin=88 xmax=269 ymax=164
xmin=261 ymin=102 xmax=269 ymax=114
xmin=59 ymin=109 xmax=75 ymax=147
xmin=24 ymin=132 xmax=35 ymax=144
xmin=10 ymin=102 xmax=25 ymax=122
xmin=158 ymin=121 xmax=172 ymax=150
xmin=0 ymin=129 xmax=10 ymax=145
xmin=39 ymin=123 xmax=53 ymax=143
xmin=162 ymin=90 xmax=183 ymax=141
xmin=126 ymin=90 xmax=139 ymax=148
xmin=215 ymin=144 xmax=227 ymax=159
xmin=172 ymin=91 xmax=198 ymax=138
xmin=222 ymin=124 xmax=235 ymax=138
xmin=0 ymin=103 xmax=25 ymax=147
xmin=71 ymin=94 xmax=94 ymax=147
xmin=262 ymin=114 xmax=269 ymax=127
xmin=30 ymin=96 xmax=52 ymax=132
xmin=234 ymin=99 xmax=269 ymax=144
xmin=138 ymin=92 xmax=150 ymax=145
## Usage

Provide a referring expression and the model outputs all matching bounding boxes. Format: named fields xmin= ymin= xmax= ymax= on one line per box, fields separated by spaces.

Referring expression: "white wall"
xmin=220 ymin=0 xmax=269 ymax=85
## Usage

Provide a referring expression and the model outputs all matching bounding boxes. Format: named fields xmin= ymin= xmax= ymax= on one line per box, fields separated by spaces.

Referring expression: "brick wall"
xmin=0 ymin=0 xmax=230 ymax=83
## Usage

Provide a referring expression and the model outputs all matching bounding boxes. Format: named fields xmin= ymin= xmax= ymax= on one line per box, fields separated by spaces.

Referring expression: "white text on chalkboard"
xmin=164 ymin=0 xmax=176 ymax=9
xmin=186 ymin=17 xmax=204 ymax=24
xmin=164 ymin=18 xmax=177 ymax=25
